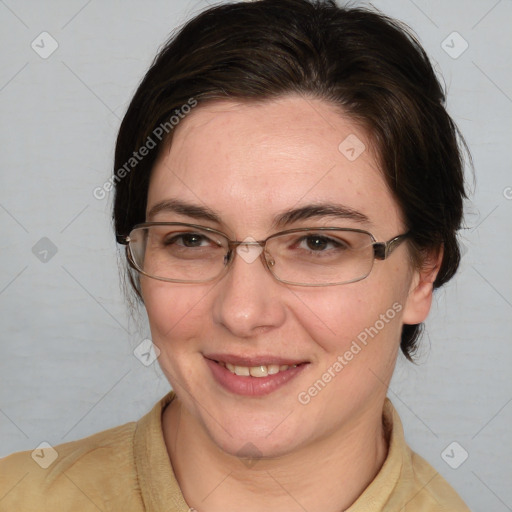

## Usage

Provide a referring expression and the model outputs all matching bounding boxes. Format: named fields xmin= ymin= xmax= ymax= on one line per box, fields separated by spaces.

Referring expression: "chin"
xmin=210 ymin=428 xmax=304 ymax=461
xmin=198 ymin=406 xmax=311 ymax=460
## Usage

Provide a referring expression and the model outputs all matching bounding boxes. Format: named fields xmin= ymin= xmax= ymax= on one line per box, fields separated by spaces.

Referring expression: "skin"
xmin=141 ymin=95 xmax=439 ymax=512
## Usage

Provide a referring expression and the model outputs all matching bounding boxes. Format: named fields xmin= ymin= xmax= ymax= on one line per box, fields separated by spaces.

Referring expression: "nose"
xmin=212 ymin=244 xmax=286 ymax=338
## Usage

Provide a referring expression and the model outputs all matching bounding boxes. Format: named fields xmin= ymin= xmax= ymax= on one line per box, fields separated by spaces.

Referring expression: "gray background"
xmin=0 ymin=0 xmax=511 ymax=510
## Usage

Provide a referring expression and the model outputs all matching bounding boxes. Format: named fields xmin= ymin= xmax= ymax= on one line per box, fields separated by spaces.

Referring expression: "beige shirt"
xmin=0 ymin=392 xmax=470 ymax=511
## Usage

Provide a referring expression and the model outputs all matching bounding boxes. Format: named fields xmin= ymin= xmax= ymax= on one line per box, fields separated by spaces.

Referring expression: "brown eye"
xmin=296 ymin=234 xmax=348 ymax=253
xmin=165 ymin=233 xmax=208 ymax=248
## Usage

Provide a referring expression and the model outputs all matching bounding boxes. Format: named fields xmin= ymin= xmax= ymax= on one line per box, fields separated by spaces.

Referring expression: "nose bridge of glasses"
xmin=226 ymin=239 xmax=266 ymax=258
xmin=224 ymin=239 xmax=275 ymax=269
xmin=228 ymin=240 xmax=265 ymax=248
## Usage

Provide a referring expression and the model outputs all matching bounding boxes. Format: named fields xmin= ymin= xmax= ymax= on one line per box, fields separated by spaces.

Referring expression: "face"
xmin=141 ymin=95 xmax=428 ymax=458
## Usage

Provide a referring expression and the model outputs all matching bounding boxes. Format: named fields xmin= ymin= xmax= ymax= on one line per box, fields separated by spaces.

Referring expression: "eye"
xmin=297 ymin=234 xmax=348 ymax=252
xmin=165 ymin=232 xmax=212 ymax=248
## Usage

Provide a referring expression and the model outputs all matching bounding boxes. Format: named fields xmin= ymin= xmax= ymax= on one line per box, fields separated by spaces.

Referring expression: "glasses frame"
xmin=116 ymin=222 xmax=410 ymax=287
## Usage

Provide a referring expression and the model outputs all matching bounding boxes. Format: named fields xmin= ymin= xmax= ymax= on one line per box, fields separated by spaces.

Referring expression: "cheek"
xmin=141 ymin=278 xmax=214 ymax=348
xmin=294 ymin=279 xmax=403 ymax=352
xmin=295 ymin=280 xmax=409 ymax=405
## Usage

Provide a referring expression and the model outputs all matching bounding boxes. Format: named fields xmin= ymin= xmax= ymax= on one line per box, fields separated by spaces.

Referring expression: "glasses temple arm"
xmin=373 ymin=233 xmax=409 ymax=260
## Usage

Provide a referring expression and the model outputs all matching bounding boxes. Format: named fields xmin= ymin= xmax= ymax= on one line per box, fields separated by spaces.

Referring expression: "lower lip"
xmin=205 ymin=358 xmax=307 ymax=397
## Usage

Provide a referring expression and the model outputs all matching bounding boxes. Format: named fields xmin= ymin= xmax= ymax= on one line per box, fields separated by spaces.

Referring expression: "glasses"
xmin=116 ymin=222 xmax=409 ymax=287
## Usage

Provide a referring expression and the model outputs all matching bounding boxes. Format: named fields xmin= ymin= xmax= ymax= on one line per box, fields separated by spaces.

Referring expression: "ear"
xmin=401 ymin=246 xmax=443 ymax=325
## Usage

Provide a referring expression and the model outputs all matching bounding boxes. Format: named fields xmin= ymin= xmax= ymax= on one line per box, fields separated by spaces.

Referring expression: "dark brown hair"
xmin=113 ymin=0 xmax=468 ymax=360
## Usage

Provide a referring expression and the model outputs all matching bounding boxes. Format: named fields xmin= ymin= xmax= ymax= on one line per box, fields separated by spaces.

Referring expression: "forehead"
xmin=147 ymin=95 xmax=403 ymax=236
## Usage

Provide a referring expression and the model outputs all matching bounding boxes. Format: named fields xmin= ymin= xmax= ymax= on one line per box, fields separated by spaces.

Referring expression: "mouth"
xmin=217 ymin=360 xmax=301 ymax=377
xmin=204 ymin=354 xmax=309 ymax=396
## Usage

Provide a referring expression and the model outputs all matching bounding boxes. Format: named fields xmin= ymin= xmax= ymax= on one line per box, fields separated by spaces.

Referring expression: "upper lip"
xmin=204 ymin=353 xmax=309 ymax=367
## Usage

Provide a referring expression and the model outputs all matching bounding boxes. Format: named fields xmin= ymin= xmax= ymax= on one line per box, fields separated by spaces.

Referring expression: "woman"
xmin=0 ymin=0 xmax=471 ymax=510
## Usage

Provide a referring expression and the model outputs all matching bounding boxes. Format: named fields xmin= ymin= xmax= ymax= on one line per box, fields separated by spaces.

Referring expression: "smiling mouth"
xmin=205 ymin=356 xmax=309 ymax=396
xmin=216 ymin=360 xmax=303 ymax=378
xmin=206 ymin=353 xmax=309 ymax=378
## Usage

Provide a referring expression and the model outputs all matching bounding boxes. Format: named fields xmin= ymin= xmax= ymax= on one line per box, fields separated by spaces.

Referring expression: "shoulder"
xmin=0 ymin=420 xmax=142 ymax=511
xmin=405 ymin=448 xmax=471 ymax=512
xmin=377 ymin=399 xmax=471 ymax=512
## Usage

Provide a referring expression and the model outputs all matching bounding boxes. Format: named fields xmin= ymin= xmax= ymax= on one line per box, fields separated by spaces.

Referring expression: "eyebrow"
xmin=146 ymin=198 xmax=370 ymax=229
xmin=147 ymin=199 xmax=222 ymax=223
xmin=272 ymin=203 xmax=370 ymax=230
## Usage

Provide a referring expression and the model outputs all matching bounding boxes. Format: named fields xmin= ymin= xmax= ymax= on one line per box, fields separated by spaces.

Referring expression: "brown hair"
xmin=113 ymin=0 xmax=468 ymax=360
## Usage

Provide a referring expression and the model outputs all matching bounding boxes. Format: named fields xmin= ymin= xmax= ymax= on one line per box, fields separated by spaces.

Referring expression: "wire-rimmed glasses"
xmin=116 ymin=222 xmax=409 ymax=287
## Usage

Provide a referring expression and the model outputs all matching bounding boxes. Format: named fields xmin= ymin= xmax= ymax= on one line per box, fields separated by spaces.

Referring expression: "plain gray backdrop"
xmin=1 ymin=0 xmax=511 ymax=510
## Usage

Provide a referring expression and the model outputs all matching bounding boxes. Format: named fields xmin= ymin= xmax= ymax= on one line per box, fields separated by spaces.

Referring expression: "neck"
xmin=162 ymin=397 xmax=389 ymax=512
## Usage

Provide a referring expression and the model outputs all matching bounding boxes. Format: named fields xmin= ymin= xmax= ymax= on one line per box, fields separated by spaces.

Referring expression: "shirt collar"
xmin=345 ymin=398 xmax=406 ymax=511
xmin=134 ymin=392 xmax=411 ymax=512
xmin=134 ymin=391 xmax=189 ymax=511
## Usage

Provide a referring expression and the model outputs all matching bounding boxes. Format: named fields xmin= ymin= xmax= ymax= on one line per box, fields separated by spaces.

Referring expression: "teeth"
xmin=221 ymin=362 xmax=299 ymax=378
xmin=267 ymin=364 xmax=280 ymax=375
xmin=249 ymin=365 xmax=268 ymax=377
xmin=234 ymin=365 xmax=250 ymax=376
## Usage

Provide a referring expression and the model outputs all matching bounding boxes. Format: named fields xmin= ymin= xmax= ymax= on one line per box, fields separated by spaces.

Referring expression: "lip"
xmin=205 ymin=355 xmax=309 ymax=397
xmin=204 ymin=353 xmax=307 ymax=367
